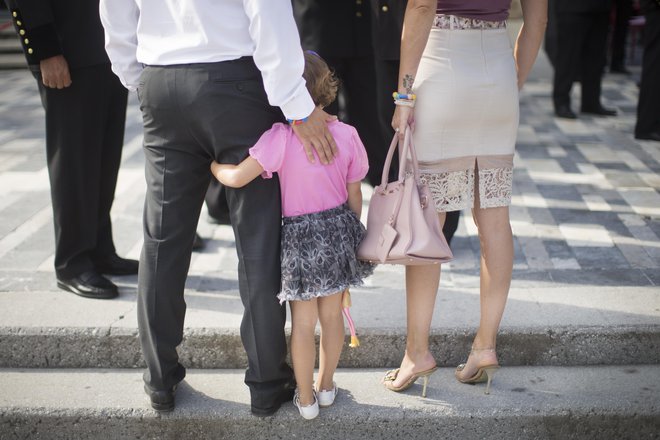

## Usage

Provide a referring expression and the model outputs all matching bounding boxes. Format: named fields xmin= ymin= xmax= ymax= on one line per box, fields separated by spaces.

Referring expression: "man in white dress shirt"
xmin=99 ymin=0 xmax=337 ymax=416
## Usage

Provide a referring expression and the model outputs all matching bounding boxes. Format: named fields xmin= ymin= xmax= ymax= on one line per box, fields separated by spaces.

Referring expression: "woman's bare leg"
xmin=290 ymin=299 xmax=319 ymax=406
xmin=458 ymin=204 xmax=513 ymax=376
xmin=316 ymin=291 xmax=345 ymax=391
xmin=390 ymin=212 xmax=446 ymax=387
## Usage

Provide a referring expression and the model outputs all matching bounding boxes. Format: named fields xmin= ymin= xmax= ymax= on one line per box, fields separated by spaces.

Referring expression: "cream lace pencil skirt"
xmin=413 ymin=16 xmax=519 ymax=212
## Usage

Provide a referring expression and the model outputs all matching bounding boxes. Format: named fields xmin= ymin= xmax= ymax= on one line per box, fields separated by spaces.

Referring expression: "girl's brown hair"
xmin=303 ymin=51 xmax=339 ymax=108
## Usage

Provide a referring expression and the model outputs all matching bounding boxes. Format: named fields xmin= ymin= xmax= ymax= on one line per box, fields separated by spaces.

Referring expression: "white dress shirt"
xmin=99 ymin=0 xmax=315 ymax=120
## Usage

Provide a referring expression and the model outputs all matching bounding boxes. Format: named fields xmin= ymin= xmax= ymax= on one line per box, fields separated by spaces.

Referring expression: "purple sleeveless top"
xmin=437 ymin=0 xmax=512 ymax=22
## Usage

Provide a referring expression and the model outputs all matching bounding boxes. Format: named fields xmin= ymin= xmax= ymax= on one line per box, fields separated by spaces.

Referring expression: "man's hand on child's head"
xmin=291 ymin=107 xmax=338 ymax=165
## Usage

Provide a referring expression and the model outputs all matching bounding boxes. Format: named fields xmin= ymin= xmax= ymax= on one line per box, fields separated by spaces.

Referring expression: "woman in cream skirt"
xmin=384 ymin=0 xmax=547 ymax=395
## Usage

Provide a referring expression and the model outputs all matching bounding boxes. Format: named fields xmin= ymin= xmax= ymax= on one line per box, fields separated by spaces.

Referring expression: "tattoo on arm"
xmin=402 ymin=74 xmax=415 ymax=94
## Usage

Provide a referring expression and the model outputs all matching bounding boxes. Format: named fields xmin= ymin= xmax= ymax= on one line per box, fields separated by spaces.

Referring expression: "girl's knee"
xmin=291 ymin=300 xmax=319 ymax=331
xmin=317 ymin=293 xmax=343 ymax=325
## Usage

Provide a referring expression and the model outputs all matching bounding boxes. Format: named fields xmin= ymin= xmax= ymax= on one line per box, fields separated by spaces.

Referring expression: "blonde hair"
xmin=303 ymin=51 xmax=339 ymax=108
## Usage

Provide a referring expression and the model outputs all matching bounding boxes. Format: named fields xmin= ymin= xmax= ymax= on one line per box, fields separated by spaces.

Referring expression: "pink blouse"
xmin=249 ymin=121 xmax=369 ymax=217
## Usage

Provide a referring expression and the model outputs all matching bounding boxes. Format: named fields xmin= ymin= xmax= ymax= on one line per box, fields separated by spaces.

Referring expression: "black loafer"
xmin=554 ymin=104 xmax=577 ymax=119
xmin=581 ymin=106 xmax=617 ymax=117
xmin=57 ymin=270 xmax=118 ymax=299
xmin=94 ymin=254 xmax=139 ymax=275
xmin=635 ymin=131 xmax=660 ymax=142
xmin=144 ymin=384 xmax=177 ymax=412
xmin=250 ymin=386 xmax=295 ymax=417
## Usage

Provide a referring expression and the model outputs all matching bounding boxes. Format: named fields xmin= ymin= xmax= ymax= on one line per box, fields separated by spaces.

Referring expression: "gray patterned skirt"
xmin=277 ymin=204 xmax=375 ymax=303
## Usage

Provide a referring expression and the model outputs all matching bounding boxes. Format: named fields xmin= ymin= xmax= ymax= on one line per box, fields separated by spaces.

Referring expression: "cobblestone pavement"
xmin=0 ymin=66 xmax=659 ymax=300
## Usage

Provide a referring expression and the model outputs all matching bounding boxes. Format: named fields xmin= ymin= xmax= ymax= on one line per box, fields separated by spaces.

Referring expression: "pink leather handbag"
xmin=358 ymin=127 xmax=453 ymax=265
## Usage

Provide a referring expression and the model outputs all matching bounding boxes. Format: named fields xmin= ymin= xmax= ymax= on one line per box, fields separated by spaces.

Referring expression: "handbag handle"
xmin=378 ymin=126 xmax=422 ymax=189
xmin=378 ymin=127 xmax=427 ymax=227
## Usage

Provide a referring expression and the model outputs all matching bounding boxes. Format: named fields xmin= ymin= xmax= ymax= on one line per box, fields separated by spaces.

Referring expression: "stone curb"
xmin=1 ymin=367 xmax=658 ymax=440
xmin=1 ymin=325 xmax=658 ymax=368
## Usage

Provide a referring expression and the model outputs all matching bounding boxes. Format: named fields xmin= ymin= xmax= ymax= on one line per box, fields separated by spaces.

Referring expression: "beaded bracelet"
xmin=286 ymin=117 xmax=308 ymax=126
xmin=392 ymin=92 xmax=416 ymax=101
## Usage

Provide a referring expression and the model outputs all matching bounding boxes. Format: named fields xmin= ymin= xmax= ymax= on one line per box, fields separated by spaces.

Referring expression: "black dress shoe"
xmin=635 ymin=131 xmax=660 ymax=142
xmin=57 ymin=270 xmax=118 ymax=299
xmin=94 ymin=254 xmax=139 ymax=275
xmin=250 ymin=386 xmax=295 ymax=417
xmin=581 ymin=105 xmax=617 ymax=116
xmin=144 ymin=384 xmax=177 ymax=412
xmin=554 ymin=105 xmax=577 ymax=119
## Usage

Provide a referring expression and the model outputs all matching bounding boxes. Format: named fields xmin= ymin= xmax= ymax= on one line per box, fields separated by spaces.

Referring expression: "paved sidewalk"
xmin=2 ymin=366 xmax=658 ymax=439
xmin=0 ymin=47 xmax=659 ymax=365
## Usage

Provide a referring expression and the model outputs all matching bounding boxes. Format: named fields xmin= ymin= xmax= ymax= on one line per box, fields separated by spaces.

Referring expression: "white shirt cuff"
xmin=279 ymin=87 xmax=316 ymax=121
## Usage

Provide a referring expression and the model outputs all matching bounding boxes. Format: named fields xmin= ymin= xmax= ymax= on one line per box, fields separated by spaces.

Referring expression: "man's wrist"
xmin=286 ymin=117 xmax=309 ymax=126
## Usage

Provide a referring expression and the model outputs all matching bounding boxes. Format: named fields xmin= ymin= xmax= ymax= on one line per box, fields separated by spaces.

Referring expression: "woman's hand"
xmin=392 ymin=104 xmax=414 ymax=140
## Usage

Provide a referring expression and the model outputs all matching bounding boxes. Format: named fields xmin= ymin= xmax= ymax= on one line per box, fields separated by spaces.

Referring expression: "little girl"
xmin=210 ymin=51 xmax=374 ymax=420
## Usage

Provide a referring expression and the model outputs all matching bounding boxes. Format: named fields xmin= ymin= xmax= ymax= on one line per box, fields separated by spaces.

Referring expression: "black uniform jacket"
xmin=4 ymin=0 xmax=109 ymax=70
xmin=555 ymin=0 xmax=613 ymax=14
xmin=370 ymin=0 xmax=407 ymax=61
xmin=292 ymin=0 xmax=372 ymax=58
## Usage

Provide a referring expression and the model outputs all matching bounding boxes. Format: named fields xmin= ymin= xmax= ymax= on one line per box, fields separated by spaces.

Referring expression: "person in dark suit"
xmin=370 ymin=0 xmax=460 ymax=244
xmin=4 ymin=0 xmax=137 ymax=299
xmin=292 ymin=0 xmax=387 ymax=187
xmin=551 ymin=0 xmax=618 ymax=119
xmin=635 ymin=0 xmax=660 ymax=141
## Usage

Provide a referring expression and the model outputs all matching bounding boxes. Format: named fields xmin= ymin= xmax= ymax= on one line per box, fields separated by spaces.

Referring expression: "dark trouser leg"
xmin=635 ymin=10 xmax=660 ymax=136
xmin=373 ymin=58 xmax=398 ymax=139
xmin=138 ymin=60 xmax=293 ymax=403
xmin=186 ymin=61 xmax=293 ymax=409
xmin=610 ymin=0 xmax=633 ymax=70
xmin=552 ymin=13 xmax=588 ymax=110
xmin=581 ymin=12 xmax=610 ymax=110
xmin=341 ymin=55 xmax=392 ymax=187
xmin=443 ymin=211 xmax=460 ymax=245
xmin=137 ymin=66 xmax=210 ymax=391
xmin=226 ymin=176 xmax=292 ymax=409
xmin=94 ymin=68 xmax=128 ymax=259
xmin=36 ymin=64 xmax=126 ymax=279
xmin=204 ymin=180 xmax=231 ymax=224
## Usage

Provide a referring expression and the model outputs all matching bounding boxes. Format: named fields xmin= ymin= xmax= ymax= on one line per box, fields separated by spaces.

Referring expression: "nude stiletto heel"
xmin=455 ymin=347 xmax=500 ymax=395
xmin=482 ymin=366 xmax=499 ymax=395
xmin=383 ymin=366 xmax=438 ymax=397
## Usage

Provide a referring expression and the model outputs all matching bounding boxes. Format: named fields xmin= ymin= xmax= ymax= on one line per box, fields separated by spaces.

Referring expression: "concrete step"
xmin=0 ymin=53 xmax=26 ymax=70
xmin=1 ymin=366 xmax=658 ymax=439
xmin=1 ymin=280 xmax=659 ymax=368
xmin=2 ymin=324 xmax=659 ymax=369
xmin=0 ymin=38 xmax=22 ymax=54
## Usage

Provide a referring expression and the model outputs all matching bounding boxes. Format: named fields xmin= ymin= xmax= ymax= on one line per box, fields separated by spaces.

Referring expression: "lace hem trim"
xmin=420 ymin=166 xmax=512 ymax=211
xmin=433 ymin=14 xmax=507 ymax=30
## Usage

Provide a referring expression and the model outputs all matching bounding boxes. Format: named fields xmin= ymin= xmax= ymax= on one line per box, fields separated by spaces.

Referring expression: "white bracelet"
xmin=394 ymin=99 xmax=415 ymax=108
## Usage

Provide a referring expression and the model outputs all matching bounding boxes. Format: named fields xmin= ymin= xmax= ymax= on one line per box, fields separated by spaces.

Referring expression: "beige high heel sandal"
xmin=455 ymin=348 xmax=500 ymax=395
xmin=383 ymin=366 xmax=438 ymax=398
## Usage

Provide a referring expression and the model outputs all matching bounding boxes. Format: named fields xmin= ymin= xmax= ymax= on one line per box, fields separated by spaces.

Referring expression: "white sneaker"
xmin=316 ymin=382 xmax=338 ymax=408
xmin=293 ymin=390 xmax=319 ymax=420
